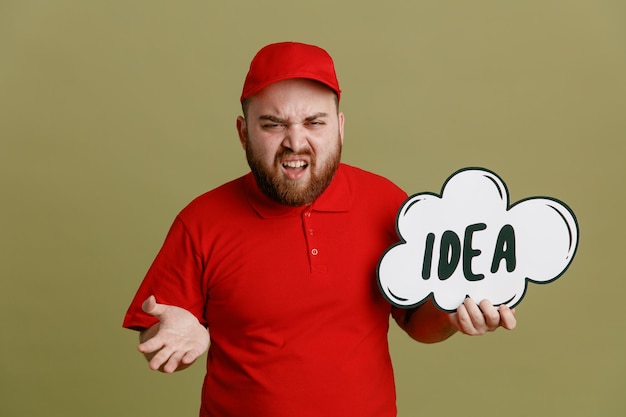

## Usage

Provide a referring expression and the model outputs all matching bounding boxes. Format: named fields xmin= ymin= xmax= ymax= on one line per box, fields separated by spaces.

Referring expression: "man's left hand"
xmin=449 ymin=298 xmax=517 ymax=335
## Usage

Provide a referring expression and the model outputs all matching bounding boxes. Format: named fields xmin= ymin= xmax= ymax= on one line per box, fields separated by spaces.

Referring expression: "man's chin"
xmin=276 ymin=183 xmax=314 ymax=206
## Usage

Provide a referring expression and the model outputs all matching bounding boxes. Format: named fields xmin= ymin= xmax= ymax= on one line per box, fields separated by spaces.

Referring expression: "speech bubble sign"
xmin=377 ymin=167 xmax=579 ymax=312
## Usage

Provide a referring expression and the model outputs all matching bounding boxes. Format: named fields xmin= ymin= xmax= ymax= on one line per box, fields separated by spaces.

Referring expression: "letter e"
xmin=463 ymin=223 xmax=487 ymax=281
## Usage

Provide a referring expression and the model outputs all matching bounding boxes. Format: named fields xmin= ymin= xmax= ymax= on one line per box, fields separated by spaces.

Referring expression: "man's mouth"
xmin=281 ymin=159 xmax=309 ymax=180
xmin=282 ymin=160 xmax=308 ymax=169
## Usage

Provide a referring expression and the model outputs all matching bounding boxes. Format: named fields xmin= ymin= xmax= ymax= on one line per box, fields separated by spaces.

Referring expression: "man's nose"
xmin=282 ymin=125 xmax=308 ymax=152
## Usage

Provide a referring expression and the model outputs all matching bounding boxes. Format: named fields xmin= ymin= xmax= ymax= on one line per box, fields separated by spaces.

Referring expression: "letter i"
xmin=422 ymin=233 xmax=435 ymax=279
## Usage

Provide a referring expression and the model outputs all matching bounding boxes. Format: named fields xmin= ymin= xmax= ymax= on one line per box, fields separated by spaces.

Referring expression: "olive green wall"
xmin=1 ymin=1 xmax=624 ymax=416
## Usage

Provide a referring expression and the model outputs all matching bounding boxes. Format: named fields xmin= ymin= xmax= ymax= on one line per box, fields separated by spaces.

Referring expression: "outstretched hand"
xmin=449 ymin=298 xmax=517 ymax=336
xmin=138 ymin=295 xmax=210 ymax=373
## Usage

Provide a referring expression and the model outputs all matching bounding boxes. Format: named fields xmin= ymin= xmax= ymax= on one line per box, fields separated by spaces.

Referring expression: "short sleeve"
xmin=122 ymin=216 xmax=207 ymax=330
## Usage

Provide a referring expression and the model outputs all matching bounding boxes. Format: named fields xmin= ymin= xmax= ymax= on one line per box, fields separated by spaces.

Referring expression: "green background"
xmin=2 ymin=1 xmax=624 ymax=416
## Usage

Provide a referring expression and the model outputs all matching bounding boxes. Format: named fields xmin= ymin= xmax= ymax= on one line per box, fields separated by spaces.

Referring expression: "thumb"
xmin=448 ymin=312 xmax=460 ymax=331
xmin=142 ymin=295 xmax=166 ymax=318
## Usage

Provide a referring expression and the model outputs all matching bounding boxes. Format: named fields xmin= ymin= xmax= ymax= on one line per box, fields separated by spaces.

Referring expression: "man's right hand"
xmin=138 ymin=295 xmax=210 ymax=373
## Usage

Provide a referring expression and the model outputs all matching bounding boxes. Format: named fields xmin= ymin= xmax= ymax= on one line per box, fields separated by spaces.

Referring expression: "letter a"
xmin=490 ymin=224 xmax=516 ymax=273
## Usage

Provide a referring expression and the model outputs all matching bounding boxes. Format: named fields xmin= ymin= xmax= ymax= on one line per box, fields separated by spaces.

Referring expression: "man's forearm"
xmin=394 ymin=301 xmax=457 ymax=344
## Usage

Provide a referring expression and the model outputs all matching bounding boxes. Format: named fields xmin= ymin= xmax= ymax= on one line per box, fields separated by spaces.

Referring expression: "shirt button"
xmin=308 ymin=229 xmax=314 ymax=235
xmin=311 ymin=248 xmax=319 ymax=256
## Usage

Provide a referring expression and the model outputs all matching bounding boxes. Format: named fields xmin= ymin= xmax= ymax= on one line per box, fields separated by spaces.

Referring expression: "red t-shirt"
xmin=123 ymin=164 xmax=408 ymax=417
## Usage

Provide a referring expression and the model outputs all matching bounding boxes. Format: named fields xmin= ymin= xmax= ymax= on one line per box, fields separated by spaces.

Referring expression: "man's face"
xmin=237 ymin=79 xmax=345 ymax=206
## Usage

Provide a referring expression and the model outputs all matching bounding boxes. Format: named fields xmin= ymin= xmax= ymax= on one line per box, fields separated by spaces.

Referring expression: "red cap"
xmin=240 ymin=42 xmax=341 ymax=103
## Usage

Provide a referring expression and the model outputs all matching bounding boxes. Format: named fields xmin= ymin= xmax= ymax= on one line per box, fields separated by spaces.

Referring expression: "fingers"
xmin=454 ymin=298 xmax=517 ymax=335
xmin=146 ymin=344 xmax=203 ymax=373
xmin=455 ymin=298 xmax=488 ymax=335
xmin=181 ymin=349 xmax=201 ymax=366
xmin=478 ymin=299 xmax=501 ymax=331
xmin=146 ymin=345 xmax=181 ymax=373
xmin=498 ymin=304 xmax=517 ymax=330
xmin=453 ymin=301 xmax=472 ymax=333
xmin=138 ymin=336 xmax=164 ymax=355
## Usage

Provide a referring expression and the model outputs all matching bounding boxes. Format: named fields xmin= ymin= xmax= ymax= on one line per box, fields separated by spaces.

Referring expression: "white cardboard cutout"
xmin=377 ymin=167 xmax=579 ymax=312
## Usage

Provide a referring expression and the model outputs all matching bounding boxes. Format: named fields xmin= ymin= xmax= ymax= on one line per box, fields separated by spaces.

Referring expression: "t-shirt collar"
xmin=245 ymin=164 xmax=351 ymax=218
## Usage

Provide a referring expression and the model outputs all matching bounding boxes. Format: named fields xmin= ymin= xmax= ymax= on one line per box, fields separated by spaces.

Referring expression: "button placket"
xmin=302 ymin=209 xmax=320 ymax=263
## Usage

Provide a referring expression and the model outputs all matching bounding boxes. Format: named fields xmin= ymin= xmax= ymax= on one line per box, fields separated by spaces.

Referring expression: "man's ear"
xmin=236 ymin=116 xmax=247 ymax=150
xmin=338 ymin=112 xmax=345 ymax=145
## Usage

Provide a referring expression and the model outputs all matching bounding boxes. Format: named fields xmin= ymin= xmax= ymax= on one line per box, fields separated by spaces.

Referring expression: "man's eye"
xmin=262 ymin=123 xmax=282 ymax=129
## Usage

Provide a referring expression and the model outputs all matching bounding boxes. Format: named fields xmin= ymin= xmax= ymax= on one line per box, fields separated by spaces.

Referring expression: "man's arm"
xmin=393 ymin=298 xmax=516 ymax=343
xmin=137 ymin=295 xmax=210 ymax=373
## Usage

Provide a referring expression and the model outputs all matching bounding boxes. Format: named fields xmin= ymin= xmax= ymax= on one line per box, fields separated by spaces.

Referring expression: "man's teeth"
xmin=283 ymin=161 xmax=307 ymax=168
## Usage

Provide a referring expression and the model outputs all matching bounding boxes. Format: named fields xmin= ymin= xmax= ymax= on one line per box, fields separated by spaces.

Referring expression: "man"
xmin=123 ymin=42 xmax=516 ymax=417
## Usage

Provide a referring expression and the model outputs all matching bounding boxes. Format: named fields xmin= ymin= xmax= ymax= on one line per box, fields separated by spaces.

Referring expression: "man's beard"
xmin=246 ymin=138 xmax=342 ymax=207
